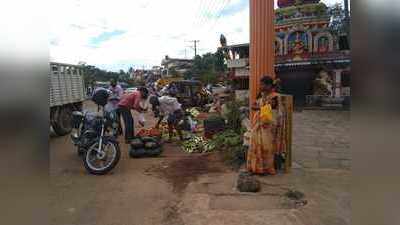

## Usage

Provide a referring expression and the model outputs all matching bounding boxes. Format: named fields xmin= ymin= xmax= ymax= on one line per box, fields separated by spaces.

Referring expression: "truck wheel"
xmin=52 ymin=106 xmax=73 ymax=136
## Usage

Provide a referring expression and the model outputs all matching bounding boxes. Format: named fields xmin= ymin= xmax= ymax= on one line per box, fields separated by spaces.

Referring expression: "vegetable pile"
xmin=209 ymin=129 xmax=247 ymax=169
xmin=181 ymin=135 xmax=215 ymax=153
xmin=181 ymin=129 xmax=243 ymax=154
xmin=129 ymin=136 xmax=163 ymax=158
xmin=187 ymin=108 xmax=200 ymax=118
xmin=137 ymin=128 xmax=162 ymax=138
xmin=209 ymin=130 xmax=242 ymax=149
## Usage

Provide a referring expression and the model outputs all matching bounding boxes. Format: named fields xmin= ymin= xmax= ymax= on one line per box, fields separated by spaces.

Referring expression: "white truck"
xmin=50 ymin=62 xmax=86 ymax=136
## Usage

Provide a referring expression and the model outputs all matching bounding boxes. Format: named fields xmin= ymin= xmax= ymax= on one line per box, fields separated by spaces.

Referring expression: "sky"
xmin=49 ymin=0 xmax=344 ymax=72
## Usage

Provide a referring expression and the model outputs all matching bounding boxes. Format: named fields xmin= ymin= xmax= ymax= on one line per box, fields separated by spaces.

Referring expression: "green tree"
xmin=81 ymin=64 xmax=126 ymax=84
xmin=189 ymin=51 xmax=226 ymax=84
xmin=183 ymin=70 xmax=193 ymax=80
xmin=214 ymin=49 xmax=227 ymax=73
xmin=201 ymin=69 xmax=217 ymax=84
xmin=191 ymin=55 xmax=204 ymax=78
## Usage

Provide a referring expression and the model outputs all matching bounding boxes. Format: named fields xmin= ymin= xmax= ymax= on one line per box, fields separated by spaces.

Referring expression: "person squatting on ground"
xmin=117 ymin=87 xmax=149 ymax=143
xmin=149 ymin=93 xmax=184 ymax=142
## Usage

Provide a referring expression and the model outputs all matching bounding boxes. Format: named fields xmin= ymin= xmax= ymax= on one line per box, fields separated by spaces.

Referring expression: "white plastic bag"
xmin=187 ymin=116 xmax=197 ymax=132
xmin=138 ymin=113 xmax=145 ymax=127
xmin=243 ymin=131 xmax=251 ymax=147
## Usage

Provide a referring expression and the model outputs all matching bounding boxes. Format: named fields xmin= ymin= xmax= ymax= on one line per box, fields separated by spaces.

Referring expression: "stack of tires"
xmin=129 ymin=137 xmax=163 ymax=158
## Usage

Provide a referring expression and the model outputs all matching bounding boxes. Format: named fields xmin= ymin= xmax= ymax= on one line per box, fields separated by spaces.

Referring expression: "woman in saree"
xmin=247 ymin=76 xmax=281 ymax=175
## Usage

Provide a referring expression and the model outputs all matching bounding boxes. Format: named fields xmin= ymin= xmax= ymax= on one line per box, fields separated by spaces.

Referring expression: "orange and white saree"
xmin=246 ymin=92 xmax=283 ymax=175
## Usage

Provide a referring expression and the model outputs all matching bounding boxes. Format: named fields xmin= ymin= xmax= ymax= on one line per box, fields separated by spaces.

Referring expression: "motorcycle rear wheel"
xmin=83 ymin=141 xmax=120 ymax=175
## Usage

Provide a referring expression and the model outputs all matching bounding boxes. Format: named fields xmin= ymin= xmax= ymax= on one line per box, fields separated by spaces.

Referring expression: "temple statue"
xmin=220 ymin=34 xmax=231 ymax=60
xmin=275 ymin=40 xmax=281 ymax=56
xmin=220 ymin=34 xmax=227 ymax=47
xmin=292 ymin=32 xmax=306 ymax=60
xmin=318 ymin=37 xmax=329 ymax=53
xmin=313 ymin=70 xmax=333 ymax=96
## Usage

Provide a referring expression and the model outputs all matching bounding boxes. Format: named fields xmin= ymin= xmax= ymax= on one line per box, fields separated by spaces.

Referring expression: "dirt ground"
xmin=50 ymin=101 xmax=350 ymax=225
xmin=145 ymin=153 xmax=228 ymax=194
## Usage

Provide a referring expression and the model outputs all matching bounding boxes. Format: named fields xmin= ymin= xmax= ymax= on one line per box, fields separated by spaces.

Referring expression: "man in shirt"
xmin=109 ymin=79 xmax=124 ymax=98
xmin=149 ymin=93 xmax=184 ymax=142
xmin=117 ymin=87 xmax=149 ymax=143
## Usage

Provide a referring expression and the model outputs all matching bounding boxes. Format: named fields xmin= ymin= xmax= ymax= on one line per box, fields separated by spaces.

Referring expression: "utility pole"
xmin=194 ymin=40 xmax=198 ymax=57
xmin=187 ymin=40 xmax=200 ymax=57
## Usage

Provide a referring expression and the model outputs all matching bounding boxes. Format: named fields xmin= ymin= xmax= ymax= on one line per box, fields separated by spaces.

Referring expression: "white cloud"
xmin=50 ymin=0 xmax=343 ymax=71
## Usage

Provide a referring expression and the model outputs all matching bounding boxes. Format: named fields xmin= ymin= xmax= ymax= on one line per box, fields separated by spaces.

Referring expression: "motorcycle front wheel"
xmin=83 ymin=140 xmax=121 ymax=175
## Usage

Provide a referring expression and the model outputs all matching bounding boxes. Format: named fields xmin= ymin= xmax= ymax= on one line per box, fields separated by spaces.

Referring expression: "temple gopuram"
xmin=220 ymin=0 xmax=350 ymax=107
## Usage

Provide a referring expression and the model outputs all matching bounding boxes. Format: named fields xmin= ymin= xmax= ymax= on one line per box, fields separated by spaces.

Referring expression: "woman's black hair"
xmin=138 ymin=87 xmax=149 ymax=99
xmin=149 ymin=95 xmax=159 ymax=106
xmin=257 ymin=76 xmax=275 ymax=98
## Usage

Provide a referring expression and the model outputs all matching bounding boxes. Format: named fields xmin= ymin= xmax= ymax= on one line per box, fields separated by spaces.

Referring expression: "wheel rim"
xmin=85 ymin=142 xmax=117 ymax=172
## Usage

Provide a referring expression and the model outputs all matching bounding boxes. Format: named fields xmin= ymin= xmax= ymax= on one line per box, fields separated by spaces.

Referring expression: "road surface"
xmin=50 ymin=102 xmax=350 ymax=225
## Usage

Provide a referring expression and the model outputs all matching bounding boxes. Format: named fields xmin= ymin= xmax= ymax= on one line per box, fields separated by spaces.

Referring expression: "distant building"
xmin=94 ymin=81 xmax=110 ymax=89
xmin=161 ymin=55 xmax=194 ymax=78
xmin=152 ymin=66 xmax=162 ymax=74
xmin=220 ymin=0 xmax=350 ymax=106
xmin=130 ymin=69 xmax=146 ymax=81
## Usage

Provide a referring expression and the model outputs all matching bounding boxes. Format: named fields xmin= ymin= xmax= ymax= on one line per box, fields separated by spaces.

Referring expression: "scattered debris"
xmin=285 ymin=190 xmax=305 ymax=200
xmin=295 ymin=199 xmax=308 ymax=207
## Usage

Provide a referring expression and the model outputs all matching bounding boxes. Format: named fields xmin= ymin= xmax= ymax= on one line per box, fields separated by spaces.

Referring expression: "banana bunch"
xmin=182 ymin=135 xmax=216 ymax=153
xmin=187 ymin=108 xmax=200 ymax=118
xmin=203 ymin=141 xmax=216 ymax=152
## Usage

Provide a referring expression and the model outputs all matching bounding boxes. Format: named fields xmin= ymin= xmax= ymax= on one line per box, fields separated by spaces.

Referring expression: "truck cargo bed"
xmin=49 ymin=62 xmax=85 ymax=107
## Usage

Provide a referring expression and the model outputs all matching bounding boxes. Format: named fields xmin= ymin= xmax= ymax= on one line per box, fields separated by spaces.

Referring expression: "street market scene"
xmin=50 ymin=0 xmax=350 ymax=224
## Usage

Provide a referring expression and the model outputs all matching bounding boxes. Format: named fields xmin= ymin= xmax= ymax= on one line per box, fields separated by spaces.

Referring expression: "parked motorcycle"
xmin=70 ymin=88 xmax=121 ymax=175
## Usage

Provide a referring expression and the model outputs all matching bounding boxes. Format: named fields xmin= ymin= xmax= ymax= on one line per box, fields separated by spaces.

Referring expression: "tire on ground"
xmin=52 ymin=106 xmax=73 ymax=136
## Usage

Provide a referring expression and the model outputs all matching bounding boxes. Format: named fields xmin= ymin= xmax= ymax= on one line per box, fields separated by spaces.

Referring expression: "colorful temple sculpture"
xmin=220 ymin=0 xmax=350 ymax=107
